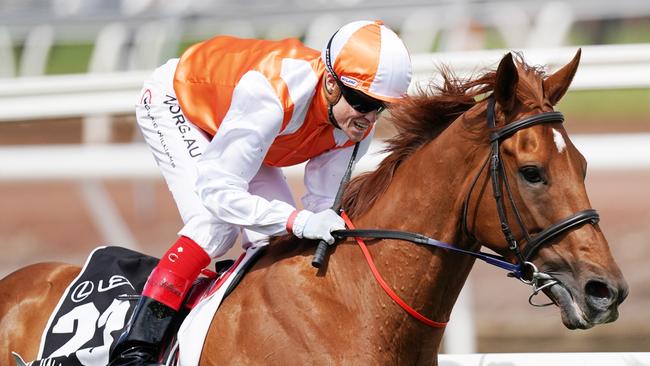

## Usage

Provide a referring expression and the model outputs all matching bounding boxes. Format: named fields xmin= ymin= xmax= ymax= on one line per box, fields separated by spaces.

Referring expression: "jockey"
xmin=109 ymin=20 xmax=412 ymax=365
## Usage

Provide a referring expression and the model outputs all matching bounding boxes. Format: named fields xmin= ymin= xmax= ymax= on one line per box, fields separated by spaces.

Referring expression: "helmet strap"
xmin=328 ymin=104 xmax=340 ymax=129
xmin=323 ymin=74 xmax=342 ymax=129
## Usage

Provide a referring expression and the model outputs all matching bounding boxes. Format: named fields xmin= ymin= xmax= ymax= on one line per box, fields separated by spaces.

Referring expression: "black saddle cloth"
xmin=31 ymin=246 xmax=159 ymax=366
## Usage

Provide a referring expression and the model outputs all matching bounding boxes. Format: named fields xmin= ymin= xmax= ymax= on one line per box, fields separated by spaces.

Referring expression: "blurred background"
xmin=0 ymin=0 xmax=648 ymax=356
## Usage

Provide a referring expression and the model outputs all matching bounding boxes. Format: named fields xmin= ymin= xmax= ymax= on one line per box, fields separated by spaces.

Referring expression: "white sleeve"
xmin=301 ymin=127 xmax=374 ymax=212
xmin=195 ymin=71 xmax=296 ymax=236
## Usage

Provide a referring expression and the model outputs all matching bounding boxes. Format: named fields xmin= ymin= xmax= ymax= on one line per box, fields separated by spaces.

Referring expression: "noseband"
xmin=462 ymin=97 xmax=600 ymax=266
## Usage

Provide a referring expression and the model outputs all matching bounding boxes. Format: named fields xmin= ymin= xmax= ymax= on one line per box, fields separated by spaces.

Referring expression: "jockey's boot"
xmin=108 ymin=296 xmax=176 ymax=366
xmin=109 ymin=236 xmax=211 ymax=366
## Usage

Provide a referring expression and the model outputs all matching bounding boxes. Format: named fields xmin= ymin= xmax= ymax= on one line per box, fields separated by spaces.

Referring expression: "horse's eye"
xmin=520 ymin=166 xmax=544 ymax=184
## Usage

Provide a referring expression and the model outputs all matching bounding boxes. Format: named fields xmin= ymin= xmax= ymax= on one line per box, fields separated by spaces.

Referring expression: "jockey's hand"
xmin=292 ymin=209 xmax=345 ymax=245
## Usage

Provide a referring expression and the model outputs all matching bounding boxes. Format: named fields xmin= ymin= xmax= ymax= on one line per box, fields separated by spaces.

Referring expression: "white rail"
xmin=439 ymin=352 xmax=650 ymax=366
xmin=411 ymin=43 xmax=650 ymax=90
xmin=1 ymin=43 xmax=649 ymax=122
xmin=1 ymin=134 xmax=649 ymax=181
xmin=0 ymin=71 xmax=147 ymax=121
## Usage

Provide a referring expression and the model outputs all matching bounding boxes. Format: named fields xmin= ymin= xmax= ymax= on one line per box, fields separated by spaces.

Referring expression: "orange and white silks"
xmin=174 ymin=35 xmax=369 ymax=167
xmin=135 ymin=34 xmax=376 ymax=258
xmin=136 ymin=21 xmax=412 ymax=258
xmin=323 ymin=20 xmax=412 ymax=103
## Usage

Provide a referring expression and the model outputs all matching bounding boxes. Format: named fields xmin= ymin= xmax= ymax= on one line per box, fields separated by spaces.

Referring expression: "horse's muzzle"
xmin=547 ymin=275 xmax=628 ymax=330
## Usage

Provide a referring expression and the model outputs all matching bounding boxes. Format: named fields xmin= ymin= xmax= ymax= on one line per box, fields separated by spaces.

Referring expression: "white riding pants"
xmin=135 ymin=59 xmax=295 ymax=258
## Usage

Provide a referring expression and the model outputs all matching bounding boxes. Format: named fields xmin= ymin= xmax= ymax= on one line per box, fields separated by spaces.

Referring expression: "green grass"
xmin=604 ymin=19 xmax=650 ymax=44
xmin=15 ymin=43 xmax=94 ymax=74
xmin=46 ymin=43 xmax=94 ymax=74
xmin=559 ymin=89 xmax=650 ymax=120
xmin=570 ymin=19 xmax=650 ymax=45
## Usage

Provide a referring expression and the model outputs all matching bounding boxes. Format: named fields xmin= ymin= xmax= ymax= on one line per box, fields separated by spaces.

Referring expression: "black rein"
xmin=317 ymin=96 xmax=600 ymax=280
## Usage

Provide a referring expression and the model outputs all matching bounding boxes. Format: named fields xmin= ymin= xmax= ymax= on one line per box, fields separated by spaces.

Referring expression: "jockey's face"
xmin=334 ymin=97 xmax=379 ymax=142
xmin=326 ymin=74 xmax=380 ymax=142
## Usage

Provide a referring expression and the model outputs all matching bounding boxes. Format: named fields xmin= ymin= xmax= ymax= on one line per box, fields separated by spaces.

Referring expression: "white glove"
xmin=290 ymin=209 xmax=345 ymax=244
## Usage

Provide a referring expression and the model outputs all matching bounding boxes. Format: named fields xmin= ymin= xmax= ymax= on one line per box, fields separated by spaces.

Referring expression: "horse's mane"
xmin=269 ymin=55 xmax=546 ymax=247
xmin=341 ymin=56 xmax=546 ymax=217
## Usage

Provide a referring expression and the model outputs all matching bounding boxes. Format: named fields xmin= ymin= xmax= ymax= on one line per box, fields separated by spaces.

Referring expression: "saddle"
xmin=14 ymin=246 xmax=263 ymax=366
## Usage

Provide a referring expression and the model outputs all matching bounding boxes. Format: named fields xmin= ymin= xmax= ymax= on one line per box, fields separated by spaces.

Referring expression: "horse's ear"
xmin=543 ymin=48 xmax=581 ymax=106
xmin=494 ymin=52 xmax=519 ymax=114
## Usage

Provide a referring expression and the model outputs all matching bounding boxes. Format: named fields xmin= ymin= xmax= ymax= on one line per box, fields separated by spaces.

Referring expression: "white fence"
xmin=411 ymin=43 xmax=650 ymax=90
xmin=2 ymin=43 xmax=650 ymax=122
xmin=1 ymin=133 xmax=649 ymax=181
xmin=0 ymin=71 xmax=147 ymax=121
xmin=439 ymin=352 xmax=650 ymax=366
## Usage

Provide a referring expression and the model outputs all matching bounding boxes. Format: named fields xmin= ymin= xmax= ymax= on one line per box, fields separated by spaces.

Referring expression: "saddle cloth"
xmin=15 ymin=246 xmax=158 ymax=366
xmin=13 ymin=245 xmax=262 ymax=366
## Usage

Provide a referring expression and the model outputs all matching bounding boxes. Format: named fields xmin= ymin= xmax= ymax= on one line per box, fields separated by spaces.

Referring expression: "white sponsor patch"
xmin=552 ymin=128 xmax=566 ymax=153
xmin=340 ymin=75 xmax=359 ymax=87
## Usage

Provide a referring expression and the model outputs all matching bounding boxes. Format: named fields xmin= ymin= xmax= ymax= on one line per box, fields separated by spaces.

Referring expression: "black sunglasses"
xmin=337 ymin=82 xmax=386 ymax=114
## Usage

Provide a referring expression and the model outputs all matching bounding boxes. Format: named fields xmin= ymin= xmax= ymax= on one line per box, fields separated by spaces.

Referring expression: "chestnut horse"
xmin=0 ymin=51 xmax=628 ymax=366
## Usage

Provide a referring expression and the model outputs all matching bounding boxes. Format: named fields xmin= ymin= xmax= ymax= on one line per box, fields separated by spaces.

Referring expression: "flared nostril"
xmin=586 ymin=280 xmax=611 ymax=298
xmin=585 ymin=280 xmax=616 ymax=310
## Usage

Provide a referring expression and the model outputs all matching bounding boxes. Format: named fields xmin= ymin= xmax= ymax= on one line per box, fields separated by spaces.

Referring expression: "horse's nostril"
xmin=585 ymin=280 xmax=615 ymax=309
xmin=586 ymin=280 xmax=610 ymax=299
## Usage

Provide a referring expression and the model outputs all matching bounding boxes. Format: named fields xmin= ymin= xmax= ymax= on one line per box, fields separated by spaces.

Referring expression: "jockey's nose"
xmin=363 ymin=109 xmax=379 ymax=122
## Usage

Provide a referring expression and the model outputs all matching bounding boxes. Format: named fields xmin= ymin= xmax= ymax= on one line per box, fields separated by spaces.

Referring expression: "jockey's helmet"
xmin=322 ymin=20 xmax=412 ymax=104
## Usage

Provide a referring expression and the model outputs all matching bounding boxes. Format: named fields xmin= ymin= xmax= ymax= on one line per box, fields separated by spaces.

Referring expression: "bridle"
xmin=316 ymin=95 xmax=600 ymax=308
xmin=460 ymin=97 xmax=599 ymax=300
xmin=458 ymin=96 xmax=600 ymax=304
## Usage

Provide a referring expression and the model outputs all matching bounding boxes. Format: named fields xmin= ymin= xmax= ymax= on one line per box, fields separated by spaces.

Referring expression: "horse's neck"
xmin=342 ymin=117 xmax=483 ymax=357
xmin=357 ymin=112 xmax=482 ymax=251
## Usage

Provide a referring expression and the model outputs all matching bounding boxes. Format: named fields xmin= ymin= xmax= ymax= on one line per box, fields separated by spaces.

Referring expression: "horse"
xmin=0 ymin=50 xmax=628 ymax=366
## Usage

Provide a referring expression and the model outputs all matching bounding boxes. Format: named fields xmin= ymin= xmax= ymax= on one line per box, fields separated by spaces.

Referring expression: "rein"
xmin=333 ymin=223 xmax=521 ymax=275
xmin=313 ymin=96 xmax=601 ymax=327
xmin=339 ymin=212 xmax=447 ymax=328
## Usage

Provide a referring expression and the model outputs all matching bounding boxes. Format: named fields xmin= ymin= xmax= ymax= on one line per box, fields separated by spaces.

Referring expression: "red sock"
xmin=143 ymin=236 xmax=211 ymax=310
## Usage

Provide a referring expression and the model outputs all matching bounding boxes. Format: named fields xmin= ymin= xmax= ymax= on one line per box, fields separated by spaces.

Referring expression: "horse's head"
xmin=465 ymin=51 xmax=628 ymax=329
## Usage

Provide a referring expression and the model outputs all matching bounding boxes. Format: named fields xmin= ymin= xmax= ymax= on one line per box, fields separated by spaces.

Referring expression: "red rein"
xmin=340 ymin=211 xmax=447 ymax=328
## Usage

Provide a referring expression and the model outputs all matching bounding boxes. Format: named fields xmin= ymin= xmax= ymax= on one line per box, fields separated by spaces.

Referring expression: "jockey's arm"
xmin=301 ymin=128 xmax=374 ymax=212
xmin=195 ymin=71 xmax=295 ymax=236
